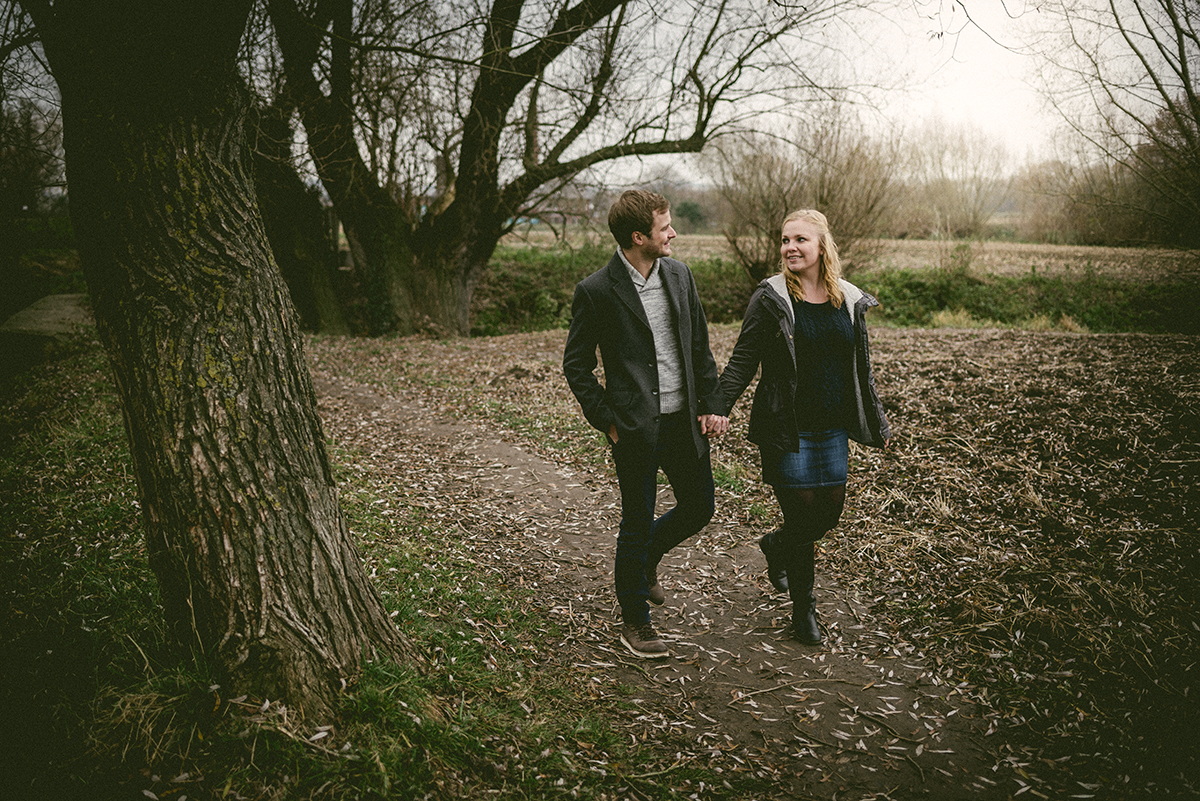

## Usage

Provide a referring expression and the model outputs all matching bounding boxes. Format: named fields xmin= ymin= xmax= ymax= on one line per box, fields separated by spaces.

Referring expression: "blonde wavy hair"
xmin=780 ymin=209 xmax=844 ymax=309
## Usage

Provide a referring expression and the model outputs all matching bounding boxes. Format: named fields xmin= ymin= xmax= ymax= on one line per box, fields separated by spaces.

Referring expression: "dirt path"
xmin=313 ymin=372 xmax=1017 ymax=801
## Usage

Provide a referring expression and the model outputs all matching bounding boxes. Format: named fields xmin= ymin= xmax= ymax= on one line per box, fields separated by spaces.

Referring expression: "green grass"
xmin=470 ymin=243 xmax=610 ymax=336
xmin=711 ymin=458 xmax=752 ymax=493
xmin=472 ymin=243 xmax=757 ymax=336
xmin=0 ymin=335 xmax=161 ymax=796
xmin=473 ymin=241 xmax=1197 ymax=336
xmin=0 ymin=334 xmax=752 ymax=800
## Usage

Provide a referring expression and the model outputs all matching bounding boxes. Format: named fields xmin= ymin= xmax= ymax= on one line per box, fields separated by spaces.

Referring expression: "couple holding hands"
xmin=563 ymin=190 xmax=890 ymax=658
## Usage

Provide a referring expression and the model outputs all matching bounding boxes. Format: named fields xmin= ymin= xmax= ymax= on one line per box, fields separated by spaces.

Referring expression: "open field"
xmin=304 ymin=322 xmax=1200 ymax=799
xmin=863 ymin=238 xmax=1200 ymax=283
xmin=502 ymin=229 xmax=1200 ymax=284
xmin=485 ymin=231 xmax=1199 ymax=336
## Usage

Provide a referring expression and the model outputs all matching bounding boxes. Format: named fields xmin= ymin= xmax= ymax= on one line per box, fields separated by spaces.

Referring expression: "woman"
xmin=717 ymin=210 xmax=890 ymax=645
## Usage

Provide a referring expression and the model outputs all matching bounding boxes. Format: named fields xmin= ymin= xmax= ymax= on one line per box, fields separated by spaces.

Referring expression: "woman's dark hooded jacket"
xmin=717 ymin=274 xmax=890 ymax=452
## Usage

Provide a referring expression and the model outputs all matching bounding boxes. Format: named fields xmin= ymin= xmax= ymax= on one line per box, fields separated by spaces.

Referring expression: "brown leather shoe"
xmin=620 ymin=622 xmax=670 ymax=658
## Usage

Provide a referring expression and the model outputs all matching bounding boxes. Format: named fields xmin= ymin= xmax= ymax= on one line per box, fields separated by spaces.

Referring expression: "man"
xmin=563 ymin=190 xmax=729 ymax=659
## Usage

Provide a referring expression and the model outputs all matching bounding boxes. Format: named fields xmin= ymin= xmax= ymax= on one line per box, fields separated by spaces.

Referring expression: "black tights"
xmin=773 ymin=485 xmax=846 ymax=541
xmin=773 ymin=484 xmax=846 ymax=609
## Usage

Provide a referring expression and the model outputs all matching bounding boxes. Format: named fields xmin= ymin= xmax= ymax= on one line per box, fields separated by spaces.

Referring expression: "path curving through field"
xmin=312 ymin=370 xmax=1013 ymax=801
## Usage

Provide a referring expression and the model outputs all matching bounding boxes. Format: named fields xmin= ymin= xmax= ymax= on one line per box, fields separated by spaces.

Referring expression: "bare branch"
xmin=1033 ymin=0 xmax=1200 ymax=244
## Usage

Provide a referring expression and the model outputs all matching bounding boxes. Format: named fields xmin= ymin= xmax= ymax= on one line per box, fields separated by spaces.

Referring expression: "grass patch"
xmin=929 ymin=308 xmax=997 ymax=329
xmin=0 ymin=334 xmax=162 ymax=796
xmin=472 ymin=244 xmax=755 ymax=337
xmin=471 ymin=243 xmax=608 ymax=336
xmin=712 ymin=456 xmax=753 ymax=493
xmin=854 ymin=262 xmax=1197 ymax=334
xmin=927 ymin=308 xmax=1093 ymax=333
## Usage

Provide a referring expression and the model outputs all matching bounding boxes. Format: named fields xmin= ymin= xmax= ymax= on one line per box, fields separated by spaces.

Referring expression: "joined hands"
xmin=699 ymin=414 xmax=730 ymax=437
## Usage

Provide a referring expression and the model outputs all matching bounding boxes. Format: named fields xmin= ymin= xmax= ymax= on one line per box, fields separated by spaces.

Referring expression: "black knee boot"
xmin=759 ymin=527 xmax=789 ymax=593
xmin=789 ymin=541 xmax=821 ymax=645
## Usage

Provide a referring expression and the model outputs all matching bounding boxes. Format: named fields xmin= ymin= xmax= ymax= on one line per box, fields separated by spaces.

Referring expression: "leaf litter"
xmin=307 ymin=325 xmax=1199 ymax=800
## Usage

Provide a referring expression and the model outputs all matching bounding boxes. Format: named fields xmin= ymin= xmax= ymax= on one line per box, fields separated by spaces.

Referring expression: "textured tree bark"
xmin=25 ymin=0 xmax=416 ymax=719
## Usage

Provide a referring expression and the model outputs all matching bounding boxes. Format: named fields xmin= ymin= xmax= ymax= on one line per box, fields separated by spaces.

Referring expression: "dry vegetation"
xmin=863 ymin=239 xmax=1200 ymax=283
xmin=309 ymin=321 xmax=1199 ymax=799
xmin=504 ymin=230 xmax=1200 ymax=284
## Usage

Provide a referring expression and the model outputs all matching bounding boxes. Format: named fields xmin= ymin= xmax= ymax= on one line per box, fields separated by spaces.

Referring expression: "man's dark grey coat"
xmin=563 ymin=253 xmax=722 ymax=457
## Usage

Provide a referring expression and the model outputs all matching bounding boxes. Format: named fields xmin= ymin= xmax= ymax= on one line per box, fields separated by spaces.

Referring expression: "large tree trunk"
xmin=341 ymin=204 xmax=485 ymax=337
xmin=338 ymin=203 xmax=421 ymax=334
xmin=271 ymin=0 xmax=495 ymax=337
xmin=414 ymin=203 xmax=505 ymax=337
xmin=26 ymin=0 xmax=416 ymax=720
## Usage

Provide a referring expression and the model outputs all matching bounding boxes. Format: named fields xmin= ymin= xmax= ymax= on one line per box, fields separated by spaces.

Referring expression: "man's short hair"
xmin=608 ymin=190 xmax=670 ymax=249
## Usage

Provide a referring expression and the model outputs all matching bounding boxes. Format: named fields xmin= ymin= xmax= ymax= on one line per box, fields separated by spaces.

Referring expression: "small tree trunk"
xmin=253 ymin=105 xmax=350 ymax=334
xmin=30 ymin=0 xmax=416 ymax=720
xmin=339 ymin=205 xmax=419 ymax=334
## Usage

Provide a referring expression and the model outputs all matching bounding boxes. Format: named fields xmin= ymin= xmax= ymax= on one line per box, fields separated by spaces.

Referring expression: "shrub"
xmin=689 ymin=256 xmax=755 ymax=325
xmin=471 ymin=241 xmax=1196 ymax=336
xmin=856 ymin=266 xmax=1196 ymax=334
xmin=471 ymin=243 xmax=608 ymax=336
xmin=474 ymin=246 xmax=757 ymax=335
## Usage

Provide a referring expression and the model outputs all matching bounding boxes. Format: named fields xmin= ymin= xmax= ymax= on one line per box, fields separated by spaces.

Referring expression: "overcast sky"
xmin=615 ymin=0 xmax=1065 ymax=188
xmin=876 ymin=0 xmax=1057 ymax=162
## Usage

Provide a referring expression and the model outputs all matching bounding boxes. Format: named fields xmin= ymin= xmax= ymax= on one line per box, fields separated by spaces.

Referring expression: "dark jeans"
xmin=611 ymin=411 xmax=715 ymax=625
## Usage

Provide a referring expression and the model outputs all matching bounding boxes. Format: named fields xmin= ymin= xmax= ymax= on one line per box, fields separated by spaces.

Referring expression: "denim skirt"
xmin=761 ymin=429 xmax=849 ymax=489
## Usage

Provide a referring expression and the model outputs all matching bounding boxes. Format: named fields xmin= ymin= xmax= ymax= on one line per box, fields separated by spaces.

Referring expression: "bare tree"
xmin=10 ymin=0 xmax=417 ymax=720
xmin=710 ymin=134 xmax=807 ymax=281
xmin=265 ymin=0 xmax=877 ymax=335
xmin=890 ymin=116 xmax=1013 ymax=240
xmin=712 ymin=108 xmax=901 ymax=282
xmin=1 ymin=1 xmax=63 ymax=301
xmin=1034 ymin=0 xmax=1200 ymax=245
xmin=1013 ymin=155 xmax=1151 ymax=244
